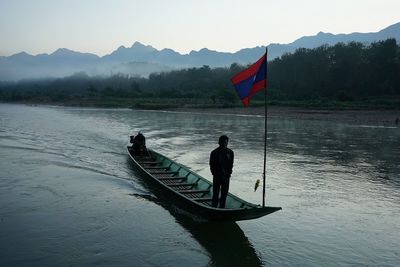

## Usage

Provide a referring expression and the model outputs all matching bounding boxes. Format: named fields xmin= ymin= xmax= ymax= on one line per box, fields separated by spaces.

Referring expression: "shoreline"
xmin=169 ymin=106 xmax=400 ymax=126
xmin=3 ymin=101 xmax=400 ymax=126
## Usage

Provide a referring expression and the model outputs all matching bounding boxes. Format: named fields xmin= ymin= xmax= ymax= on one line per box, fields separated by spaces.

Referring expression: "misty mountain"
xmin=1 ymin=21 xmax=399 ymax=81
xmin=290 ymin=22 xmax=400 ymax=48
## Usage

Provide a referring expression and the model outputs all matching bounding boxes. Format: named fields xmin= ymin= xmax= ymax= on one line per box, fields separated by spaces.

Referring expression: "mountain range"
xmin=1 ymin=22 xmax=399 ymax=81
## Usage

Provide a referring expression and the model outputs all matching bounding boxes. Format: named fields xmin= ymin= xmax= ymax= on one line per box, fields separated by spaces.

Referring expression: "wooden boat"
xmin=127 ymin=146 xmax=281 ymax=221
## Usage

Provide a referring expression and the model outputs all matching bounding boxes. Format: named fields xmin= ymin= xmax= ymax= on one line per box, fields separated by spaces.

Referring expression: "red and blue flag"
xmin=230 ymin=53 xmax=267 ymax=106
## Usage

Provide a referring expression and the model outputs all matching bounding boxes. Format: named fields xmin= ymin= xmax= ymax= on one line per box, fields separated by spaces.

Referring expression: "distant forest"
xmin=1 ymin=39 xmax=399 ymax=108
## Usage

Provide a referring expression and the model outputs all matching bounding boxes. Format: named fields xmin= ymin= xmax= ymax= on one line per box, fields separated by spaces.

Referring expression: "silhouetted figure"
xmin=396 ymin=117 xmax=399 ymax=126
xmin=131 ymin=132 xmax=148 ymax=156
xmin=210 ymin=135 xmax=234 ymax=208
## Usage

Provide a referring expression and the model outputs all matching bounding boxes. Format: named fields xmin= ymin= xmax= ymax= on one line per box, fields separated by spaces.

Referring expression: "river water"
xmin=1 ymin=103 xmax=399 ymax=266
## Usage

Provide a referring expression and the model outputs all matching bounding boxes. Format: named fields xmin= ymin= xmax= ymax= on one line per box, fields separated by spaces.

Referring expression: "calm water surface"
xmin=1 ymin=103 xmax=399 ymax=266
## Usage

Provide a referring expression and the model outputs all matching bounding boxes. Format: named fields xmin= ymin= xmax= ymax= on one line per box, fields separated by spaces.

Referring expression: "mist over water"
xmin=1 ymin=103 xmax=399 ymax=266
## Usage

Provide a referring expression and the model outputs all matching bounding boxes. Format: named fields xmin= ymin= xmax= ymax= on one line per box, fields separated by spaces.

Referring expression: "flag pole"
xmin=262 ymin=47 xmax=268 ymax=207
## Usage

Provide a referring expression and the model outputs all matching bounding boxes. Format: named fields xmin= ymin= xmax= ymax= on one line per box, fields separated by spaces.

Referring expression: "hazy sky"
xmin=0 ymin=0 xmax=399 ymax=56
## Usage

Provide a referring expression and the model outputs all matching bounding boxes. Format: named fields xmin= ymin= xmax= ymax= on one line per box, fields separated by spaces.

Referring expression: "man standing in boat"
xmin=210 ymin=135 xmax=234 ymax=208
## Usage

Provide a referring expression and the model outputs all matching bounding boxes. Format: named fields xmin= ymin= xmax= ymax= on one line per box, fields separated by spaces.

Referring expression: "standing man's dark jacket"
xmin=210 ymin=147 xmax=234 ymax=179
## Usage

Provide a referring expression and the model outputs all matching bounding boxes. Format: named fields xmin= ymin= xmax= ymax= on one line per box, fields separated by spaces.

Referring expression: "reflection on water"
xmin=177 ymin=219 xmax=262 ymax=267
xmin=1 ymin=104 xmax=400 ymax=266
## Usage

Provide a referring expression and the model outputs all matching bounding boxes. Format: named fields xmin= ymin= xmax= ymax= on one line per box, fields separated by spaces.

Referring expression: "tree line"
xmin=268 ymin=38 xmax=400 ymax=104
xmin=1 ymin=39 xmax=399 ymax=108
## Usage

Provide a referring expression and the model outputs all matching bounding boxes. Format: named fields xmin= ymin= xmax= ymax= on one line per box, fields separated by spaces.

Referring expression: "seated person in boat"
xmin=130 ymin=132 xmax=148 ymax=156
xmin=210 ymin=135 xmax=234 ymax=208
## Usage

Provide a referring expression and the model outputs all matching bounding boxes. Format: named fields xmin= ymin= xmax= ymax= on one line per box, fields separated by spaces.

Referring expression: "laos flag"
xmin=231 ymin=53 xmax=267 ymax=106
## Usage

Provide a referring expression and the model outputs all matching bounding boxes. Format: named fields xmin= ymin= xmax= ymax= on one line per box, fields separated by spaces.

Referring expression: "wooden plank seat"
xmin=178 ymin=190 xmax=209 ymax=194
xmin=158 ymin=177 xmax=186 ymax=181
xmin=168 ymin=182 xmax=197 ymax=187
xmin=140 ymin=161 xmax=161 ymax=164
xmin=149 ymin=171 xmax=178 ymax=175
xmin=145 ymin=166 xmax=169 ymax=170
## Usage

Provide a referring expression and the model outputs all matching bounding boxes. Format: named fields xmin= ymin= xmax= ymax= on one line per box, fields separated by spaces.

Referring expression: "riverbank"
xmin=2 ymin=101 xmax=400 ymax=126
xmin=169 ymin=106 xmax=400 ymax=126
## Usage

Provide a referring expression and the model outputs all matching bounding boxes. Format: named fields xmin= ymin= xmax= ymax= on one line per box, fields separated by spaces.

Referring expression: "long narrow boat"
xmin=127 ymin=146 xmax=281 ymax=221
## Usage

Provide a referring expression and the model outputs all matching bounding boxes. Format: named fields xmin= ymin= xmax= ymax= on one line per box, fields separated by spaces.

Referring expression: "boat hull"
xmin=127 ymin=147 xmax=281 ymax=221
